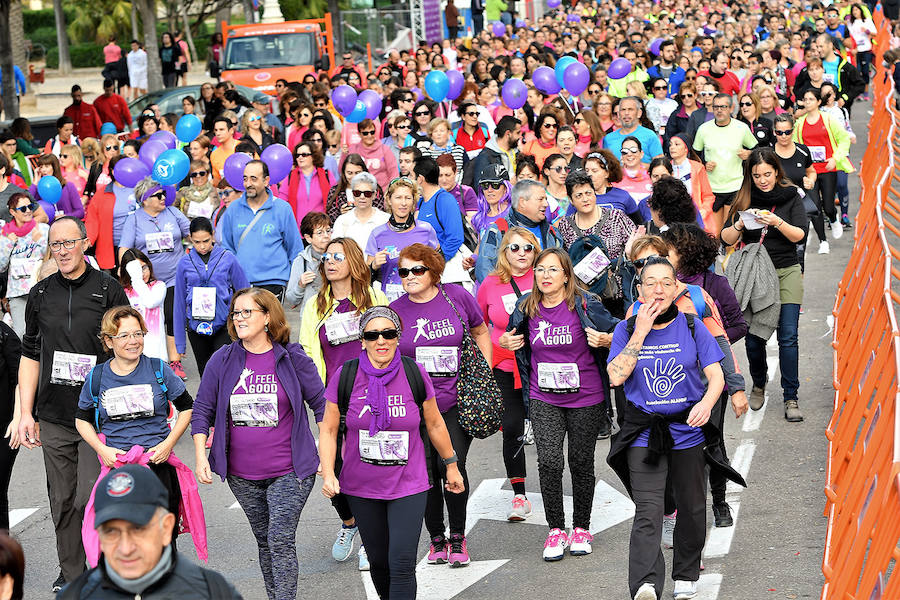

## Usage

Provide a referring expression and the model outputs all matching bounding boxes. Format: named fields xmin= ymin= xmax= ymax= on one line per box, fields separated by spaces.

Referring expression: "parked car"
xmin=128 ymin=84 xmax=259 ymax=119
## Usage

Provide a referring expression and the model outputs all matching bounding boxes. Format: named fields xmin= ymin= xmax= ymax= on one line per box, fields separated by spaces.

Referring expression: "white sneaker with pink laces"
xmin=507 ymin=494 xmax=533 ymax=521
xmin=542 ymin=528 xmax=569 ymax=561
xmin=568 ymin=527 xmax=593 ymax=556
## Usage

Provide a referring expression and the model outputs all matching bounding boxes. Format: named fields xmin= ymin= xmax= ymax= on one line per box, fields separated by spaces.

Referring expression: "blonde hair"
xmin=226 ymin=287 xmax=291 ymax=344
xmin=80 ymin=138 xmax=100 ymax=162
xmin=491 ymin=227 xmax=540 ymax=284
xmin=629 ymin=235 xmax=668 ymax=261
xmin=61 ymin=144 xmax=84 ymax=168
xmin=386 ymin=178 xmax=420 ymax=212
xmin=240 ymin=108 xmax=270 ymax=136
xmin=738 ymin=92 xmax=761 ymax=119
xmin=315 ymin=238 xmax=373 ymax=318
xmin=99 ymin=306 xmax=147 ymax=351
xmin=426 ymin=117 xmax=452 ymax=135
xmin=626 ymin=80 xmax=647 ymax=100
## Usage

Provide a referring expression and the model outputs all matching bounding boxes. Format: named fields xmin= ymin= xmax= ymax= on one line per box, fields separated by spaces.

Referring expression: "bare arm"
xmin=319 ymin=402 xmax=341 ymax=497
xmin=16 ymin=357 xmax=40 ymax=448
xmin=470 ymin=323 xmax=492 ymax=366
xmin=607 ymin=302 xmax=661 ymax=386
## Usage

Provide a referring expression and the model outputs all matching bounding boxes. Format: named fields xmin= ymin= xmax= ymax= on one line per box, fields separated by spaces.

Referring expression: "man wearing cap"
xmin=58 ymin=465 xmax=242 ymax=599
xmin=93 ymin=80 xmax=133 ymax=133
xmin=252 ymin=93 xmax=284 ymax=141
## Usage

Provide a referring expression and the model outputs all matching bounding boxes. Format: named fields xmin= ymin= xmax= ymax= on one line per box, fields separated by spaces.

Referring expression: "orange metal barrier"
xmin=823 ymin=9 xmax=900 ymax=600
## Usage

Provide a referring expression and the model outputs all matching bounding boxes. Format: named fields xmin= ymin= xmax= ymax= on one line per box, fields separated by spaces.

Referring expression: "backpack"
xmin=568 ymin=230 xmax=621 ymax=300
xmin=430 ymin=197 xmax=480 ymax=253
xmin=336 ymin=356 xmax=434 ymax=485
xmin=87 ymin=357 xmax=168 ymax=432
xmin=627 ymin=310 xmax=696 ymax=338
xmin=31 ymin=268 xmax=112 ymax=315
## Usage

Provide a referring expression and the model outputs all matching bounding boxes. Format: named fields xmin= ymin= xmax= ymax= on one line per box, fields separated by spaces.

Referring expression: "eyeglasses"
xmin=313 ymin=227 xmax=333 ymax=236
xmin=12 ymin=203 xmax=37 ymax=214
xmin=218 ymin=189 xmax=236 ymax=198
xmin=739 ymin=101 xmax=754 ymax=107
xmin=773 ymin=129 xmax=793 ymax=136
xmin=230 ymin=308 xmax=266 ymax=320
xmin=712 ymin=104 xmax=731 ymax=110
xmin=353 ymin=189 xmax=375 ymax=198
xmin=640 ymin=278 xmax=677 ymax=290
xmin=507 ymin=243 xmax=535 ymax=253
xmin=414 ymin=110 xmax=431 ymax=116
xmin=535 ymin=266 xmax=563 ymax=276
xmin=109 ymin=331 xmax=146 ymax=341
xmin=396 ymin=262 xmax=432 ymax=278
xmin=49 ymin=237 xmax=87 ymax=252
xmin=620 ymin=147 xmax=640 ymax=155
xmin=322 ymin=252 xmax=346 ymax=262
xmin=480 ymin=181 xmax=504 ymax=190
xmin=190 ymin=170 xmax=208 ymax=178
xmin=542 ymin=123 xmax=558 ymax=129
xmin=296 ymin=152 xmax=312 ymax=158
xmin=362 ymin=328 xmax=400 ymax=341
xmin=359 ymin=130 xmax=376 ymax=136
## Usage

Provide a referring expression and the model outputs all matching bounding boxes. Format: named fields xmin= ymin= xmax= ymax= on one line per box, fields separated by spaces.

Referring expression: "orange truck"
xmin=220 ymin=14 xmax=336 ymax=95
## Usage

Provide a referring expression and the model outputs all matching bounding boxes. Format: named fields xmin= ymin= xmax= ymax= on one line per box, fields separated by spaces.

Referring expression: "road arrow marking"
xmin=362 ymin=558 xmax=509 ymax=600
xmin=9 ymin=508 xmax=39 ymax=529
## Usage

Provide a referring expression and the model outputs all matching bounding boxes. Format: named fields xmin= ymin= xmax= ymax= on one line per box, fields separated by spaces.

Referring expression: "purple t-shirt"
xmin=527 ymin=302 xmax=604 ymax=408
xmin=325 ymin=360 xmax=435 ymax=500
xmin=119 ymin=206 xmax=192 ymax=286
xmin=391 ymin=284 xmax=484 ymax=412
xmin=227 ymin=349 xmax=295 ymax=479
xmin=365 ymin=223 xmax=439 ymax=299
xmin=609 ymin=312 xmax=723 ymax=450
xmin=318 ymin=298 xmax=363 ymax=386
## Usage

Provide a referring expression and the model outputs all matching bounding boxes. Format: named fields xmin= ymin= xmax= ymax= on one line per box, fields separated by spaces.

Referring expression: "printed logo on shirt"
xmin=357 ymin=394 xmax=406 ymax=418
xmin=233 ymin=368 xmax=253 ymax=393
xmin=412 ymin=317 xmax=456 ymax=342
xmin=531 ymin=320 xmax=572 ymax=345
xmin=642 ymin=357 xmax=687 ymax=401
xmin=262 ymin=223 xmax=275 ymax=235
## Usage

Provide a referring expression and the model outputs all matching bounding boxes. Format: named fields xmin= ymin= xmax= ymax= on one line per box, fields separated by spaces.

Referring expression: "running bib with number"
xmin=325 ymin=311 xmax=361 ymax=345
xmin=385 ymin=283 xmax=405 ymax=302
xmin=9 ymin=256 xmax=40 ymax=280
xmin=51 ymin=351 xmax=97 ymax=386
xmin=192 ymin=287 xmax=216 ymax=321
xmin=416 ymin=346 xmax=458 ymax=376
xmin=230 ymin=393 xmax=278 ymax=427
xmin=102 ymin=384 xmax=155 ymax=421
xmin=809 ymin=146 xmax=827 ymax=163
xmin=537 ymin=362 xmax=581 ymax=393
xmin=186 ymin=202 xmax=214 ymax=219
xmin=573 ymin=246 xmax=611 ymax=286
xmin=359 ymin=430 xmax=409 ymax=465
xmin=502 ymin=292 xmax=519 ymax=315
xmin=145 ymin=231 xmax=174 ymax=254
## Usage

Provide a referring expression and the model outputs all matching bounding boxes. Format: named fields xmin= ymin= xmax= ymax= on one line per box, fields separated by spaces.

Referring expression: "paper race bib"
xmin=230 ymin=393 xmax=278 ymax=427
xmin=51 ymin=351 xmax=96 ymax=386
xmin=359 ymin=430 xmax=409 ymax=465
xmin=145 ymin=231 xmax=174 ymax=254
xmin=501 ymin=292 xmax=519 ymax=315
xmin=324 ymin=310 xmax=361 ymax=345
xmin=823 ymin=73 xmax=836 ymax=83
xmin=384 ymin=283 xmax=405 ymax=302
xmin=102 ymin=384 xmax=155 ymax=421
xmin=809 ymin=145 xmax=827 ymax=163
xmin=573 ymin=246 xmax=611 ymax=286
xmin=416 ymin=346 xmax=458 ymax=376
xmin=186 ymin=202 xmax=214 ymax=219
xmin=537 ymin=362 xmax=581 ymax=393
xmin=9 ymin=256 xmax=40 ymax=280
xmin=192 ymin=287 xmax=216 ymax=321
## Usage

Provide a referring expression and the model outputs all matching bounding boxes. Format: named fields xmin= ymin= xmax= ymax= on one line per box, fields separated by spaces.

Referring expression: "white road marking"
xmin=704 ymin=500 xmax=741 ymax=559
xmin=726 ymin=441 xmax=756 ymax=495
xmin=9 ymin=508 xmax=38 ymax=529
xmin=362 ymin=558 xmax=509 ymax=600
xmin=696 ymin=573 xmax=723 ymax=599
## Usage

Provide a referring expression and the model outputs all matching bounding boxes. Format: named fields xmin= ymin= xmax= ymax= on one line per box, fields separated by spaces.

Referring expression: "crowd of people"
xmin=0 ymin=0 xmax=880 ymax=597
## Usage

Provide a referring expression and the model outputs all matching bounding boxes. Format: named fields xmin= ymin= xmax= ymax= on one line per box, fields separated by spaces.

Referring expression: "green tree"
xmin=66 ymin=0 xmax=133 ymax=44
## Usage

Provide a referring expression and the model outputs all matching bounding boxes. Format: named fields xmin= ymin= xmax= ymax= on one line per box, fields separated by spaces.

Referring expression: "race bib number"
xmin=501 ymin=292 xmax=519 ymax=315
xmin=416 ymin=346 xmax=458 ymax=376
xmin=573 ymin=246 xmax=611 ymax=286
xmin=145 ymin=231 xmax=174 ymax=254
xmin=187 ymin=202 xmax=214 ymax=219
xmin=359 ymin=430 xmax=409 ymax=465
xmin=809 ymin=145 xmax=827 ymax=163
xmin=537 ymin=362 xmax=581 ymax=393
xmin=51 ymin=351 xmax=96 ymax=386
xmin=230 ymin=393 xmax=278 ymax=427
xmin=325 ymin=310 xmax=361 ymax=345
xmin=102 ymin=384 xmax=155 ymax=421
xmin=192 ymin=287 xmax=216 ymax=321
xmin=385 ymin=283 xmax=405 ymax=302
xmin=9 ymin=256 xmax=39 ymax=280
xmin=823 ymin=73 xmax=836 ymax=83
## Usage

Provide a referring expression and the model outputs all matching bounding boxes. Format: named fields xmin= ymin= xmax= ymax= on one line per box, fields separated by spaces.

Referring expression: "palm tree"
xmin=67 ymin=0 xmax=133 ymax=44
xmin=134 ymin=0 xmax=163 ymax=90
xmin=0 ymin=0 xmax=17 ymax=118
xmin=53 ymin=0 xmax=72 ymax=74
xmin=10 ymin=0 xmax=24 ymax=70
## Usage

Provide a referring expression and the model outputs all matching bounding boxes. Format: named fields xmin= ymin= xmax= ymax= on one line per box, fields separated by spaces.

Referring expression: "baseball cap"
xmin=94 ymin=465 xmax=169 ymax=527
xmin=252 ymin=92 xmax=271 ymax=104
xmin=479 ymin=163 xmax=510 ymax=184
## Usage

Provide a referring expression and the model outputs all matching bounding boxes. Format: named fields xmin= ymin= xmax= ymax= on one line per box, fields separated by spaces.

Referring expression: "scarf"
xmin=654 ymin=302 xmax=680 ymax=325
xmin=106 ymin=545 xmax=173 ymax=594
xmin=388 ymin=214 xmax=415 ymax=231
xmin=751 ymin=183 xmax=799 ymax=208
xmin=357 ymin=349 xmax=403 ymax=436
xmin=1 ymin=218 xmax=37 ymax=237
xmin=183 ymin=182 xmax=215 ymax=205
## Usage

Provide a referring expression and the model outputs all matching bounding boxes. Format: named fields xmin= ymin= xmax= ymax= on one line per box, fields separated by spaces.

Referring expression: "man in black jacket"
xmin=793 ymin=34 xmax=865 ymax=115
xmin=466 ymin=116 xmax=521 ymax=188
xmin=17 ymin=216 xmax=130 ymax=592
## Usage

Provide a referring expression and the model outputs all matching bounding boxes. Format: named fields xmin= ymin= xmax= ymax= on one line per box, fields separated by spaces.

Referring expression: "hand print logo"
xmin=642 ymin=358 xmax=686 ymax=398
xmin=412 ymin=317 xmax=430 ymax=343
xmin=532 ymin=320 xmax=551 ymax=345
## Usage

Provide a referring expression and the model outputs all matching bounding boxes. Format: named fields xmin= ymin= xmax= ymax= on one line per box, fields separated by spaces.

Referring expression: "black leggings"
xmin=0 ymin=427 xmax=17 ymax=531
xmin=494 ymin=369 xmax=526 ymax=482
xmin=347 ymin=492 xmax=427 ymax=600
xmin=148 ymin=461 xmax=181 ymax=548
xmin=187 ymin=327 xmax=231 ymax=376
xmin=425 ymin=405 xmax=472 ymax=537
xmin=164 ymin=285 xmax=175 ymax=338
xmin=811 ymin=171 xmax=838 ymax=241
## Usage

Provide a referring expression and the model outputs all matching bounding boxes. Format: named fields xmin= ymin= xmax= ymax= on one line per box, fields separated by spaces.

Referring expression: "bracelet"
xmin=442 ymin=452 xmax=459 ymax=466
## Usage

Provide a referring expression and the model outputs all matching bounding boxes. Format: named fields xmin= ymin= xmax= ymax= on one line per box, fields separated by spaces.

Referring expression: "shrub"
xmin=46 ymin=43 xmax=106 ymax=69
xmin=23 ymin=8 xmax=76 ymax=33
xmin=28 ymin=26 xmax=59 ymax=49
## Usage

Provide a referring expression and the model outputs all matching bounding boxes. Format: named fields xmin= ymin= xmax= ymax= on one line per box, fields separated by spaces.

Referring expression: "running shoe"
xmin=169 ymin=360 xmax=187 ymax=381
xmin=448 ymin=533 xmax=470 ymax=567
xmin=713 ymin=502 xmax=733 ymax=527
xmin=818 ymin=240 xmax=830 ymax=255
xmin=842 ymin=214 xmax=852 ymax=228
xmin=507 ymin=494 xmax=533 ymax=521
xmin=662 ymin=511 xmax=676 ymax=549
xmin=674 ymin=579 xmax=698 ymax=599
xmin=332 ymin=525 xmax=358 ymax=561
xmin=51 ymin=572 xmax=66 ymax=593
xmin=830 ymin=219 xmax=843 ymax=240
xmin=633 ymin=582 xmax=656 ymax=600
xmin=542 ymin=528 xmax=569 ymax=561
xmin=427 ymin=534 xmax=449 ymax=564
xmin=358 ymin=546 xmax=369 ymax=571
xmin=568 ymin=527 xmax=593 ymax=556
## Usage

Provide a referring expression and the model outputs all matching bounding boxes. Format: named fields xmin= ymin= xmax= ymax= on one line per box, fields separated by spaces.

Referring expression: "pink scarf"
xmin=1 ymin=218 xmax=36 ymax=237
xmin=82 ymin=443 xmax=208 ymax=567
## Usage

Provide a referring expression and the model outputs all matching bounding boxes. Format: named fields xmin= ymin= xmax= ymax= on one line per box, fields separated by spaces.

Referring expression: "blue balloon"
xmin=152 ymin=149 xmax=190 ymax=186
xmin=345 ymin=100 xmax=367 ymax=124
xmin=175 ymin=114 xmax=202 ymax=144
xmin=424 ymin=71 xmax=450 ymax=103
xmin=100 ymin=122 xmax=117 ymax=135
xmin=37 ymin=176 xmax=62 ymax=205
xmin=555 ymin=56 xmax=578 ymax=88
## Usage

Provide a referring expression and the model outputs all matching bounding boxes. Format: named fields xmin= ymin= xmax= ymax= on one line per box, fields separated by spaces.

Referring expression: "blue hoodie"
xmin=218 ymin=189 xmax=303 ymax=285
xmin=647 ymin=64 xmax=686 ymax=99
xmin=173 ymin=245 xmax=250 ymax=354
xmin=417 ymin=187 xmax=464 ymax=260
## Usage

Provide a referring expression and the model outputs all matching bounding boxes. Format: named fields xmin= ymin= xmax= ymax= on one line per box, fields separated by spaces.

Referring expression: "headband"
xmin=139 ymin=184 xmax=164 ymax=205
xmin=359 ymin=306 xmax=403 ymax=337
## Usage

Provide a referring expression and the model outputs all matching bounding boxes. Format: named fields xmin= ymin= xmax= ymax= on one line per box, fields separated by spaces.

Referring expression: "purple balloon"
xmin=223 ymin=153 xmax=252 ymax=191
xmin=37 ymin=200 xmax=55 ymax=224
xmin=547 ymin=0 xmax=561 ymax=7
xmin=358 ymin=89 xmax=383 ymax=121
xmin=331 ymin=85 xmax=359 ymax=116
xmin=649 ymin=38 xmax=664 ymax=56
xmin=502 ymin=79 xmax=528 ymax=109
xmin=164 ymin=185 xmax=177 ymax=207
xmin=411 ymin=87 xmax=424 ymax=101
xmin=261 ymin=143 xmax=293 ymax=185
xmin=138 ymin=140 xmax=167 ymax=170
xmin=446 ymin=70 xmax=465 ymax=100
xmin=567 ymin=13 xmax=580 ymax=22
xmin=149 ymin=130 xmax=177 ymax=149
xmin=113 ymin=157 xmax=151 ymax=188
xmin=492 ymin=21 xmax=506 ymax=37
xmin=608 ymin=57 xmax=632 ymax=80
xmin=532 ymin=66 xmax=561 ymax=95
xmin=563 ymin=62 xmax=590 ymax=96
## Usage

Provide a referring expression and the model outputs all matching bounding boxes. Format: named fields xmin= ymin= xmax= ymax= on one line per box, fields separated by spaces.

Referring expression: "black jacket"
xmin=23 ymin=265 xmax=129 ymax=427
xmin=793 ymin=58 xmax=865 ymax=112
xmin=0 ymin=323 xmax=19 ymax=429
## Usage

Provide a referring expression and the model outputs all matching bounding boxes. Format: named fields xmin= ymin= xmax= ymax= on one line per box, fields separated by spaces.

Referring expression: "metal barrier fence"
xmin=341 ymin=8 xmax=415 ymax=59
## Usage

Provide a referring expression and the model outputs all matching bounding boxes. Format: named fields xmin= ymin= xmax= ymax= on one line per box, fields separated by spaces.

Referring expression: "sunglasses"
xmin=588 ymin=89 xmax=601 ymax=94
xmin=574 ymin=117 xmax=585 ymax=124
xmin=362 ymin=328 xmax=400 ymax=341
xmin=396 ymin=124 xmax=411 ymax=130
xmin=398 ymin=265 xmax=429 ymax=278
xmin=480 ymin=181 xmax=504 ymax=190
xmin=653 ymin=85 xmax=668 ymax=90
xmin=549 ymin=165 xmax=570 ymax=174
xmin=296 ymin=152 xmax=312 ymax=158
xmin=414 ymin=110 xmax=431 ymax=116
xmin=773 ymin=129 xmax=793 ymax=136
xmin=60 ymin=154 xmax=68 ymax=159
xmin=190 ymin=170 xmax=208 ymax=178
xmin=507 ymin=243 xmax=535 ymax=253
xmin=681 ymin=93 xmax=695 ymax=98
xmin=147 ymin=191 xmax=166 ymax=202
xmin=620 ymin=147 xmax=640 ymax=155
xmin=464 ymin=111 xmax=479 ymax=117
xmin=632 ymin=255 xmax=667 ymax=269
xmin=218 ymin=189 xmax=235 ymax=198
xmin=739 ymin=101 xmax=754 ymax=107
xmin=328 ymin=143 xmax=339 ymax=149
xmin=322 ymin=252 xmax=346 ymax=262
xmin=353 ymin=189 xmax=376 ymax=198
xmin=105 ymin=145 xmax=117 ymax=151
xmin=249 ymin=115 xmax=261 ymax=121
xmin=360 ymin=130 xmax=376 ymax=136
xmin=12 ymin=203 xmax=37 ymax=213
xmin=699 ymin=91 xmax=716 ymax=97
xmin=542 ymin=123 xmax=558 ymax=129
xmin=315 ymin=101 xmax=327 ymax=107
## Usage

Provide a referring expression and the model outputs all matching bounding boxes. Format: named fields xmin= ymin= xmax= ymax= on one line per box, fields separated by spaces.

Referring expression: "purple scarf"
xmin=357 ymin=349 xmax=403 ymax=436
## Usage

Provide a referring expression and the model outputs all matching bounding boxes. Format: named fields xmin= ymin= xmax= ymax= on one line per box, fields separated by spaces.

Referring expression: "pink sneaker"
xmin=542 ymin=528 xmax=569 ymax=561
xmin=427 ymin=535 xmax=448 ymax=564
xmin=568 ymin=527 xmax=593 ymax=555
xmin=448 ymin=533 xmax=470 ymax=567
xmin=169 ymin=360 xmax=187 ymax=380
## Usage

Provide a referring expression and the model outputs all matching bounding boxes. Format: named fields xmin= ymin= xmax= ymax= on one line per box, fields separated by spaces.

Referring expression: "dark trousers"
xmin=163 ymin=72 xmax=179 ymax=88
xmin=41 ymin=421 xmax=101 ymax=582
xmin=811 ymin=171 xmax=838 ymax=242
xmin=347 ymin=491 xmax=427 ymax=600
xmin=163 ymin=285 xmax=175 ymax=337
xmin=254 ymin=283 xmax=286 ymax=303
xmin=0 ymin=431 xmax=17 ymax=530
xmin=712 ymin=191 xmax=737 ymax=212
xmin=494 ymin=368 xmax=526 ymax=481
xmin=858 ymin=50 xmax=873 ymax=85
xmin=448 ymin=26 xmax=459 ymax=39
xmin=837 ymin=171 xmax=850 ymax=218
xmin=425 ymin=405 xmax=472 ymax=537
xmin=187 ymin=327 xmax=231 ymax=376
xmin=627 ymin=445 xmax=707 ymax=598
xmin=472 ymin=11 xmax=484 ymax=35
xmin=148 ymin=462 xmax=181 ymax=549
xmin=746 ymin=303 xmax=801 ymax=403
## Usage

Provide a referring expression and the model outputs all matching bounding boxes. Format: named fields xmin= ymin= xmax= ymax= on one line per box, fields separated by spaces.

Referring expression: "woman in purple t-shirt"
xmin=389 ymin=243 xmax=492 ymax=568
xmin=499 ymin=248 xmax=617 ymax=562
xmin=320 ymin=306 xmax=463 ymax=600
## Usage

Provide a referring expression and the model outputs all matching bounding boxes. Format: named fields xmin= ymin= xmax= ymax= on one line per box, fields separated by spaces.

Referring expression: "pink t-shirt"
xmin=476 ymin=271 xmax=533 ymax=372
xmin=103 ymin=43 xmax=122 ymax=64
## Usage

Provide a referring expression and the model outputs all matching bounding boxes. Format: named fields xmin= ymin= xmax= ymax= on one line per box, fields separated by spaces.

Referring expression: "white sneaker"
xmin=662 ymin=512 xmax=676 ymax=549
xmin=568 ymin=527 xmax=593 ymax=555
xmin=830 ymin=219 xmax=843 ymax=239
xmin=673 ymin=579 xmax=698 ymax=599
xmin=542 ymin=528 xmax=568 ymax=561
xmin=358 ymin=546 xmax=369 ymax=571
xmin=507 ymin=494 xmax=533 ymax=521
xmin=818 ymin=240 xmax=830 ymax=255
xmin=634 ymin=582 xmax=657 ymax=600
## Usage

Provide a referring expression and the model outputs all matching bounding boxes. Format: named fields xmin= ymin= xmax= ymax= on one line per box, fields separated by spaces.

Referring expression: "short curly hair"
xmin=660 ymin=222 xmax=719 ymax=277
xmin=398 ymin=243 xmax=445 ymax=285
xmin=647 ymin=176 xmax=696 ymax=227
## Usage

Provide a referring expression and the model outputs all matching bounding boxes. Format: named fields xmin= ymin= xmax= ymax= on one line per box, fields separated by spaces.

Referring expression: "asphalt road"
xmin=10 ymin=103 xmax=871 ymax=600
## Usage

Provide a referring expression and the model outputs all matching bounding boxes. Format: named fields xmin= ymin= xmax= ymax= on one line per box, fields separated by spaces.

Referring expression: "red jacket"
xmin=93 ymin=93 xmax=133 ymax=131
xmin=63 ymin=101 xmax=103 ymax=140
xmin=85 ymin=184 xmax=116 ymax=269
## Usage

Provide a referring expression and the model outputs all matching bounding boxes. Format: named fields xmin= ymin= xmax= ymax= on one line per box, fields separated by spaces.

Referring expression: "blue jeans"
xmin=745 ymin=303 xmax=801 ymax=402
xmin=837 ymin=171 xmax=850 ymax=219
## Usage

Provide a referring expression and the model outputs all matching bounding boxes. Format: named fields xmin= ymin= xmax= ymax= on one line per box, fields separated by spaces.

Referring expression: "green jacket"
xmin=793 ymin=111 xmax=854 ymax=174
xmin=608 ymin=69 xmax=649 ymax=99
xmin=485 ymin=0 xmax=508 ymax=22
